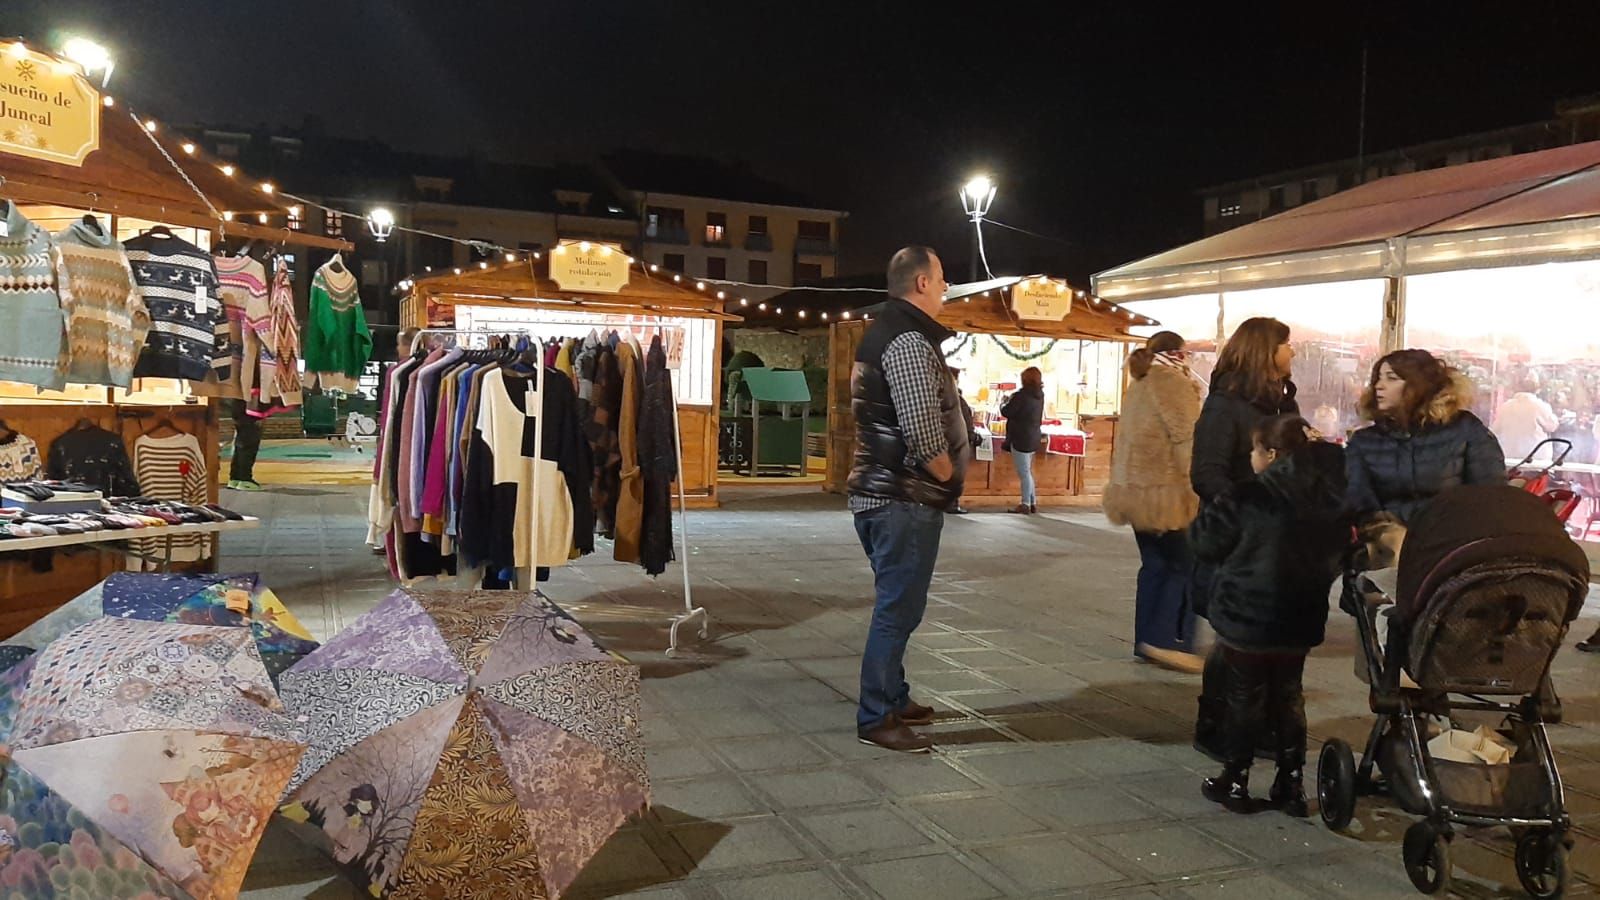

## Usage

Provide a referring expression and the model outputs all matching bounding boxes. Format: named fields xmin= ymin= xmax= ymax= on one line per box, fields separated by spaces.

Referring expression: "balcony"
xmin=645 ymin=224 xmax=690 ymax=246
xmin=795 ymin=236 xmax=837 ymax=256
xmin=744 ymin=232 xmax=773 ymax=252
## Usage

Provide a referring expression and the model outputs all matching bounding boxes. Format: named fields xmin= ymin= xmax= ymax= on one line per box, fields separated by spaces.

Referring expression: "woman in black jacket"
xmin=1345 ymin=348 xmax=1505 ymax=526
xmin=1001 ymin=367 xmax=1046 ymax=514
xmin=1192 ymin=414 xmax=1348 ymax=816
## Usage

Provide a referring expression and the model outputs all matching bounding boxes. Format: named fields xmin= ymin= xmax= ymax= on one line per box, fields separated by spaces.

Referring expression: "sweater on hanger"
xmin=54 ymin=220 xmax=147 ymax=387
xmin=125 ymin=232 xmax=228 ymax=383
xmin=191 ymin=254 xmax=266 ymax=401
xmin=263 ymin=260 xmax=303 ymax=410
xmin=47 ymin=426 xmax=140 ymax=496
xmin=131 ymin=432 xmax=208 ymax=562
xmin=0 ymin=434 xmax=42 ymax=482
xmin=460 ymin=367 xmax=573 ymax=573
xmin=0 ymin=203 xmax=71 ymax=390
xmin=303 ymin=260 xmax=373 ymax=392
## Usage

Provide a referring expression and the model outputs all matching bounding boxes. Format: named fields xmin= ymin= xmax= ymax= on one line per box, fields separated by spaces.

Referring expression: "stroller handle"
xmin=1512 ymin=438 xmax=1573 ymax=470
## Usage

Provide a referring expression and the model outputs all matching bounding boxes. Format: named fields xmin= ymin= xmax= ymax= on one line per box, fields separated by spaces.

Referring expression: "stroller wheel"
xmin=1318 ymin=738 xmax=1357 ymax=832
xmin=1403 ymin=822 xmax=1451 ymax=895
xmin=1515 ymin=828 xmax=1569 ymax=899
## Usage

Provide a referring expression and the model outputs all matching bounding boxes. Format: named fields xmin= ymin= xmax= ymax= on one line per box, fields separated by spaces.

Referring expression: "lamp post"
xmin=61 ymin=37 xmax=113 ymax=88
xmin=960 ymin=175 xmax=996 ymax=282
xmin=367 ymin=207 xmax=396 ymax=243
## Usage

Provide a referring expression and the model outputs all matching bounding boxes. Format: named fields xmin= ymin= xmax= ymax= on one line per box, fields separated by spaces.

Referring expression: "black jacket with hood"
xmin=1191 ymin=441 xmax=1350 ymax=652
xmin=1001 ymin=385 xmax=1045 ymax=453
xmin=1190 ymin=373 xmax=1299 ymax=504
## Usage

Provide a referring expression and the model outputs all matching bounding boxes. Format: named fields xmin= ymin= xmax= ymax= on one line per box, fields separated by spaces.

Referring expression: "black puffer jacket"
xmin=1191 ymin=441 xmax=1350 ymax=652
xmin=1001 ymin=385 xmax=1045 ymax=453
xmin=1345 ymin=372 xmax=1506 ymax=525
xmin=847 ymin=299 xmax=969 ymax=509
xmin=1190 ymin=373 xmax=1298 ymax=504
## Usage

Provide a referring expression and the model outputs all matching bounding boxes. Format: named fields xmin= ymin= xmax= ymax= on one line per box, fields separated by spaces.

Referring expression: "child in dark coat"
xmin=1190 ymin=414 xmax=1350 ymax=816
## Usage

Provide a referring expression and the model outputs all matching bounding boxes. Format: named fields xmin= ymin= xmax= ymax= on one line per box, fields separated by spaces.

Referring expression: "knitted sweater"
xmin=262 ymin=259 xmax=303 ymax=410
xmin=0 ymin=202 xmax=71 ymax=390
xmin=0 ymin=434 xmax=42 ymax=482
xmin=303 ymin=260 xmax=372 ymax=392
xmin=125 ymin=232 xmax=229 ymax=384
xmin=193 ymin=254 xmax=267 ymax=401
xmin=55 ymin=220 xmax=148 ymax=387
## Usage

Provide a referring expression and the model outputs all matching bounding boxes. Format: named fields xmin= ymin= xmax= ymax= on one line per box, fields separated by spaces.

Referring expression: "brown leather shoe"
xmin=899 ymin=700 xmax=935 ymax=726
xmin=858 ymin=715 xmax=934 ymax=753
xmin=1009 ymin=504 xmax=1031 ymax=514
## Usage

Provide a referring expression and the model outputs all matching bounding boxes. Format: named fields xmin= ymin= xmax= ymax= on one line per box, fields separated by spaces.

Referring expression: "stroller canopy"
xmin=1395 ymin=484 xmax=1590 ymax=622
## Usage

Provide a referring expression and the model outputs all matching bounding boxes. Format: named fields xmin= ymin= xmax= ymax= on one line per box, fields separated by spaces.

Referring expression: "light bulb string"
xmin=128 ymin=107 xmax=223 ymax=223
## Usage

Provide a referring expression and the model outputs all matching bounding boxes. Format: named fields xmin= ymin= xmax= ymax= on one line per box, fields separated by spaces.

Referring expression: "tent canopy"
xmin=1094 ymin=141 xmax=1600 ymax=302
xmin=850 ymin=276 xmax=1149 ymax=342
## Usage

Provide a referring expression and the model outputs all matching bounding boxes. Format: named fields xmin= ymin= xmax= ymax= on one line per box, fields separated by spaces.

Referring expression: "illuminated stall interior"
xmin=1094 ymin=139 xmax=1600 ymax=537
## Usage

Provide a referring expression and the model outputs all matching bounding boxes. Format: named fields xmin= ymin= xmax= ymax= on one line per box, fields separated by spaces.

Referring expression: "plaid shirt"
xmin=849 ymin=330 xmax=950 ymax=513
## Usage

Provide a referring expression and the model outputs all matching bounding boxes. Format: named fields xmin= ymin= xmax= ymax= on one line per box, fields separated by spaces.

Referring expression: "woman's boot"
xmin=1201 ymin=764 xmax=1251 ymax=812
xmin=1268 ymin=766 xmax=1308 ymax=817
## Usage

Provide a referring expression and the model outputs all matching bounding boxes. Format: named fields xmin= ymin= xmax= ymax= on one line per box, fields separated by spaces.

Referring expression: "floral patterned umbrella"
xmin=0 ymin=573 xmax=319 ymax=684
xmin=277 ymin=588 xmax=648 ymax=900
xmin=0 ymin=616 xmax=306 ymax=899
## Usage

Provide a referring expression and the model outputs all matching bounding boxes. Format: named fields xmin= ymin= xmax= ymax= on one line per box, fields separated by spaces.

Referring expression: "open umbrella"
xmin=0 ymin=573 xmax=318 ymax=683
xmin=277 ymin=588 xmax=648 ymax=899
xmin=0 ymin=616 xmax=305 ymax=899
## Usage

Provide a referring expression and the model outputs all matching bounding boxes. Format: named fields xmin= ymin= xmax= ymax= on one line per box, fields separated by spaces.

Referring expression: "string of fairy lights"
xmin=43 ymin=38 xmax=1157 ymax=337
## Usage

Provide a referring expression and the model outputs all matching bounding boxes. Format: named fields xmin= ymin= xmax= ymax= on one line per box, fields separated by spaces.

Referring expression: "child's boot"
xmin=1202 ymin=764 xmax=1251 ymax=812
xmin=1269 ymin=766 xmax=1308 ymax=818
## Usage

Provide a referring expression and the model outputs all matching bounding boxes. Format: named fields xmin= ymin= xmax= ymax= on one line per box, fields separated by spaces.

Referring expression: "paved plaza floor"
xmin=231 ymin=484 xmax=1600 ymax=898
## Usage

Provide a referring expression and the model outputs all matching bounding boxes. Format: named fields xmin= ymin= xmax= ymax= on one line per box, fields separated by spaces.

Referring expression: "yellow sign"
xmin=1009 ymin=276 xmax=1073 ymax=321
xmin=549 ymin=240 xmax=630 ymax=293
xmin=0 ymin=46 xmax=100 ymax=166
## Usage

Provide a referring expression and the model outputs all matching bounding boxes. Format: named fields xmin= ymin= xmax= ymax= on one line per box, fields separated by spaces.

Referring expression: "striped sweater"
xmin=0 ymin=202 xmax=70 ymax=390
xmin=125 ymin=232 xmax=229 ymax=384
xmin=262 ymin=259 xmax=303 ymax=410
xmin=55 ymin=220 xmax=149 ymax=387
xmin=192 ymin=254 xmax=267 ymax=400
xmin=132 ymin=432 xmax=208 ymax=562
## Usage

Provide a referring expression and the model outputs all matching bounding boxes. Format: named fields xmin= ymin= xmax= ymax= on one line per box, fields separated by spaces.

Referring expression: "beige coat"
xmin=613 ymin=340 xmax=645 ymax=563
xmin=1102 ymin=364 xmax=1202 ymax=533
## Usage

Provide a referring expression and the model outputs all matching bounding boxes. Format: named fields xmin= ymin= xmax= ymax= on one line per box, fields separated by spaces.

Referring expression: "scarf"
xmin=1152 ymin=351 xmax=1206 ymax=393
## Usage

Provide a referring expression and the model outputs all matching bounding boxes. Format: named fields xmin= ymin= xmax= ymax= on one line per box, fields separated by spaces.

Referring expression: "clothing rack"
xmin=412 ymin=325 xmax=707 ymax=655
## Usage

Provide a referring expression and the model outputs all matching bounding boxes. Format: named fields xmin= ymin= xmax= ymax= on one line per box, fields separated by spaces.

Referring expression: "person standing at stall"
xmin=1102 ymin=332 xmax=1203 ymax=672
xmin=848 ymin=246 xmax=967 ymax=753
xmin=1001 ymin=367 xmax=1045 ymax=514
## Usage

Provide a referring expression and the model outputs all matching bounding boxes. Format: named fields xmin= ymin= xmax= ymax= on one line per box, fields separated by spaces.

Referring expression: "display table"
xmin=0 ymin=518 xmax=259 ymax=557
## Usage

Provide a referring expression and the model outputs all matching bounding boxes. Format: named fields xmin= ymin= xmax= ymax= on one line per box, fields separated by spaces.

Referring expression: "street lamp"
xmin=960 ymin=175 xmax=997 ymax=282
xmin=61 ymin=37 xmax=114 ymax=88
xmin=367 ymin=207 xmax=395 ymax=242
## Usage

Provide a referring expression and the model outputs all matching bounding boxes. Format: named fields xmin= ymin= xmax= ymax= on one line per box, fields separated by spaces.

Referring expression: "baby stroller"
xmin=1507 ymin=438 xmax=1582 ymax=526
xmin=1319 ymin=484 xmax=1591 ymax=897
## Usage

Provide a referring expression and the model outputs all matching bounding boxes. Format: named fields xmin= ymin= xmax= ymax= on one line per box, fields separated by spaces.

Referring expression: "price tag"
xmin=194 ymin=283 xmax=207 ymax=314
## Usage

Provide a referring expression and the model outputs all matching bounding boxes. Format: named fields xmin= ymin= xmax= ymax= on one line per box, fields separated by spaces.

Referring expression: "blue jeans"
xmin=854 ymin=500 xmax=944 ymax=731
xmin=1133 ymin=529 xmax=1195 ymax=653
xmin=1011 ymin=449 xmax=1036 ymax=506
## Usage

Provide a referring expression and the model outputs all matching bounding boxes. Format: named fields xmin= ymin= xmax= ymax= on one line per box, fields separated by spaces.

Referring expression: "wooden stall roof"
xmin=858 ymin=275 xmax=1154 ymax=342
xmin=412 ymin=259 xmax=745 ymax=321
xmin=0 ymin=41 xmax=350 ymax=250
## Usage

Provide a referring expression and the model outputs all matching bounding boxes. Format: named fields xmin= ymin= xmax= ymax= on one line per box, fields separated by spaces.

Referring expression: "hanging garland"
xmin=942 ymin=334 xmax=974 ymax=358
xmin=987 ymin=334 xmax=1059 ymax=361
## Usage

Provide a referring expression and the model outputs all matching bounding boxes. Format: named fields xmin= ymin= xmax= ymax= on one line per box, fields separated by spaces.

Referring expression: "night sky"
xmin=8 ymin=2 xmax=1600 ymax=280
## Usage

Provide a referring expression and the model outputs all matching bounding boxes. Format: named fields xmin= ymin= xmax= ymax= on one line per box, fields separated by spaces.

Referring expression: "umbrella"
xmin=0 ymin=573 xmax=319 ymax=683
xmin=0 ymin=616 xmax=306 ymax=900
xmin=277 ymin=588 xmax=648 ymax=900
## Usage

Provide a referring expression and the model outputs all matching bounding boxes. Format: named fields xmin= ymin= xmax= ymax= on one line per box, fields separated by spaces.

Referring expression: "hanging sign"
xmin=0 ymin=46 xmax=100 ymax=166
xmin=1008 ymin=276 xmax=1073 ymax=322
xmin=549 ymin=240 xmax=630 ymax=293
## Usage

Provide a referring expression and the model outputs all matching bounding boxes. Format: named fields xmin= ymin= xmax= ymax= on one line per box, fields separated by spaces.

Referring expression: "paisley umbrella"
xmin=277 ymin=588 xmax=648 ymax=900
xmin=0 ymin=617 xmax=305 ymax=899
xmin=0 ymin=572 xmax=318 ymax=683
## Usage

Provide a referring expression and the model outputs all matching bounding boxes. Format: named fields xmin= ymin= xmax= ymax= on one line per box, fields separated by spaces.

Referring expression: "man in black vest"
xmin=848 ymin=246 xmax=968 ymax=752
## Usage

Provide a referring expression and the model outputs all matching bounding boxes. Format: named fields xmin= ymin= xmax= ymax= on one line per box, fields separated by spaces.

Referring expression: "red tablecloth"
xmin=1045 ymin=432 xmax=1086 ymax=456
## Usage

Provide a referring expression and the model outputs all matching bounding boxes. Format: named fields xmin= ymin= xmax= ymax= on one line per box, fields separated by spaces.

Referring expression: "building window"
xmin=416 ymin=237 xmax=453 ymax=272
xmin=795 ymin=262 xmax=824 ymax=282
xmin=797 ymin=220 xmax=830 ymax=241
xmin=747 ymin=215 xmax=768 ymax=236
xmin=707 ymin=256 xmax=727 ymax=279
xmin=663 ymin=253 xmax=686 ymax=272
xmin=361 ymin=259 xmax=386 ymax=286
xmin=324 ymin=210 xmax=344 ymax=238
xmin=216 ymin=142 xmax=240 ymax=160
xmin=705 ymin=212 xmax=727 ymax=244
xmin=1301 ymin=179 xmax=1321 ymax=203
xmin=748 ymin=259 xmax=768 ymax=284
xmin=287 ymin=206 xmax=304 ymax=231
xmin=646 ymin=206 xmax=685 ymax=237
xmin=1266 ymin=185 xmax=1287 ymax=213
xmin=1218 ymin=194 xmax=1243 ymax=217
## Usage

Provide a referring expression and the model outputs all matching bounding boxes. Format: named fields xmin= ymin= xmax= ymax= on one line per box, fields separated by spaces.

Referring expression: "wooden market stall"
xmin=0 ymin=40 xmax=351 ymax=631
xmin=824 ymin=276 xmax=1152 ymax=506
xmin=400 ymin=245 xmax=741 ymax=508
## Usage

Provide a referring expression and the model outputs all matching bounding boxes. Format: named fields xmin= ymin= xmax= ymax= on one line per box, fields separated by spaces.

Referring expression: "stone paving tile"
xmin=756 ymin=768 xmax=880 ymax=810
xmin=973 ymin=835 xmax=1128 ymax=892
xmin=904 ymin=795 xmax=1053 ymax=843
xmin=712 ymin=868 xmax=855 ymax=900
xmin=651 ymin=744 xmax=727 ymax=780
xmin=851 ymin=755 xmax=987 ymax=798
xmin=952 ymin=746 xmax=1086 ymax=787
xmin=653 ymin=776 xmax=772 ymax=824
xmin=1011 ymin=782 xmax=1165 ymax=829
xmin=715 ymin=735 xmax=831 ymax=772
xmin=1089 ymin=825 xmax=1250 ymax=878
xmin=1177 ymin=873 xmax=1321 ymax=899
xmin=670 ymin=818 xmax=808 ymax=872
xmin=796 ymin=806 xmax=938 ymax=856
xmin=849 ymin=853 xmax=1003 ymax=900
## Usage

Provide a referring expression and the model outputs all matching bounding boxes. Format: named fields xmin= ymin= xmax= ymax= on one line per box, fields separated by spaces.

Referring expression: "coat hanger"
xmin=145 ymin=224 xmax=176 ymax=239
xmin=73 ymin=415 xmax=97 ymax=431
xmin=145 ymin=416 xmax=181 ymax=438
xmin=326 ymin=252 xmax=347 ymax=274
